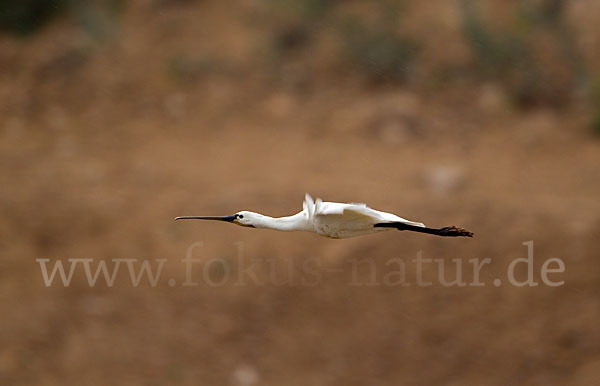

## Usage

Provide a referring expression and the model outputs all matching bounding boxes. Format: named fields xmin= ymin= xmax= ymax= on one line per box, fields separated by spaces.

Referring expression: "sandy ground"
xmin=1 ymin=1 xmax=599 ymax=385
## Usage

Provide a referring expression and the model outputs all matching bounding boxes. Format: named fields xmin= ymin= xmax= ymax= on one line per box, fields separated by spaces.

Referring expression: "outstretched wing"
xmin=313 ymin=197 xmax=426 ymax=228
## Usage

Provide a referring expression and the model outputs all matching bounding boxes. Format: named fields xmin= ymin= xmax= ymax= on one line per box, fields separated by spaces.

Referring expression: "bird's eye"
xmin=238 ymin=215 xmax=244 ymax=219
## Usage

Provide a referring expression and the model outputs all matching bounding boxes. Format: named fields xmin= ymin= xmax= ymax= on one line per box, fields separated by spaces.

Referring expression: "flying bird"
xmin=176 ymin=194 xmax=473 ymax=239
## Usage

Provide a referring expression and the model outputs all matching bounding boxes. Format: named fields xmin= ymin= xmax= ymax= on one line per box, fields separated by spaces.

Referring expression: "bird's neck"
xmin=254 ymin=212 xmax=312 ymax=232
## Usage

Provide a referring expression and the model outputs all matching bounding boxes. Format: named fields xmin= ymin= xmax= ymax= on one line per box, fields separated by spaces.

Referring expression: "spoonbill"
xmin=176 ymin=194 xmax=473 ymax=239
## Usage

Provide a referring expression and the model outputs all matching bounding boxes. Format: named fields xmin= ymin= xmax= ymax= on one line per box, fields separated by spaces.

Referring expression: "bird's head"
xmin=232 ymin=211 xmax=259 ymax=227
xmin=175 ymin=211 xmax=259 ymax=228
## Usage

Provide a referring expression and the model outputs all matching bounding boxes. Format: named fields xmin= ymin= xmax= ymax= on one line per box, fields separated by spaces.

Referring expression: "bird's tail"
xmin=375 ymin=222 xmax=473 ymax=237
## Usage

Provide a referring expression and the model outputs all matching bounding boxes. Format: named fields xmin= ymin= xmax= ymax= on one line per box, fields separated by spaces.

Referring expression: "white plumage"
xmin=304 ymin=194 xmax=425 ymax=238
xmin=176 ymin=193 xmax=472 ymax=239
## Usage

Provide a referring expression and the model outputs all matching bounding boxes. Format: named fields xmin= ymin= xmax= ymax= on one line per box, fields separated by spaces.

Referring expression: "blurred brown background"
xmin=1 ymin=0 xmax=599 ymax=385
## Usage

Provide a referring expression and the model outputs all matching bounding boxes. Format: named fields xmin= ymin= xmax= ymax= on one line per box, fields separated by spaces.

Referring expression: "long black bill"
xmin=175 ymin=215 xmax=237 ymax=222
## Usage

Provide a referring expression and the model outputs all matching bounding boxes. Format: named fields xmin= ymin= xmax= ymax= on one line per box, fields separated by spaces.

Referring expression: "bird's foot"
xmin=439 ymin=226 xmax=474 ymax=237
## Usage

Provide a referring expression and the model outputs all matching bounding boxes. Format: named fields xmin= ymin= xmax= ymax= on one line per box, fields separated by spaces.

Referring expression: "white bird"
xmin=176 ymin=194 xmax=473 ymax=239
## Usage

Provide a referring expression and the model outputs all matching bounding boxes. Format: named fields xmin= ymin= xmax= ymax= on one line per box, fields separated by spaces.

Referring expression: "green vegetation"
xmin=592 ymin=80 xmax=600 ymax=135
xmin=340 ymin=20 xmax=418 ymax=83
xmin=3 ymin=0 xmax=598 ymax=133
xmin=460 ymin=0 xmax=585 ymax=109
xmin=264 ymin=0 xmax=418 ymax=84
xmin=0 ymin=0 xmax=123 ymax=37
xmin=0 ymin=0 xmax=69 ymax=34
